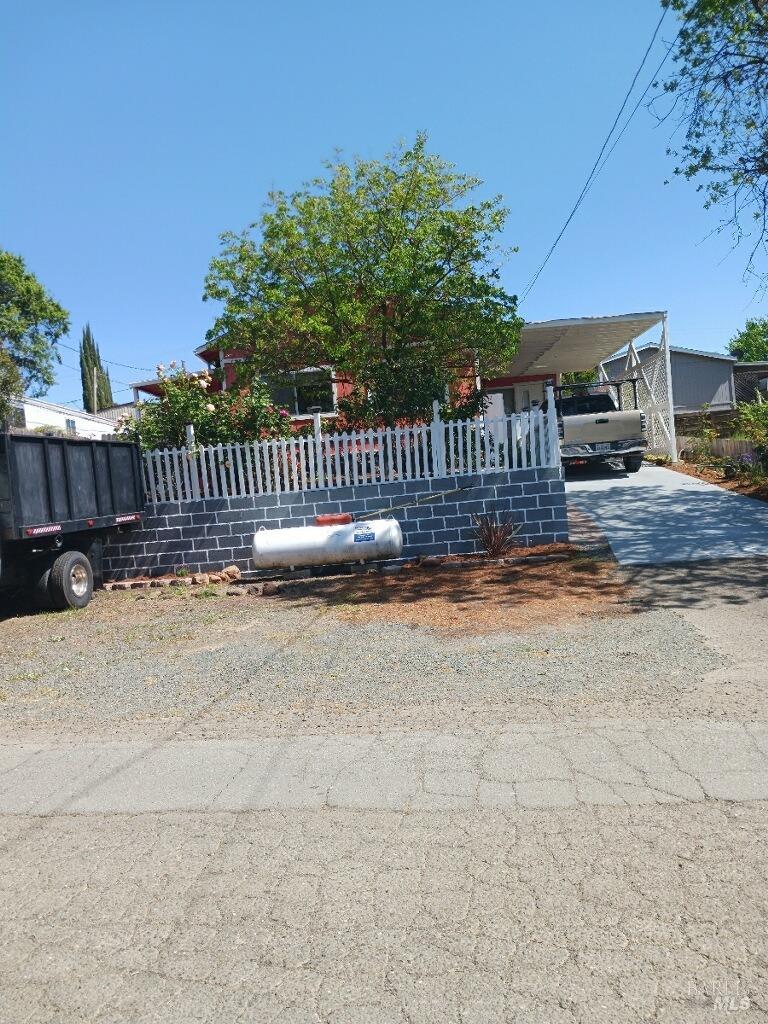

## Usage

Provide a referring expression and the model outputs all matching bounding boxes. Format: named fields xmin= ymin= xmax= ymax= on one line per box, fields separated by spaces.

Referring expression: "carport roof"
xmin=509 ymin=311 xmax=666 ymax=376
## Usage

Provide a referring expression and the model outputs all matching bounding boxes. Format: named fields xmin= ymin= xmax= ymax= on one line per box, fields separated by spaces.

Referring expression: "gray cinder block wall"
xmin=103 ymin=467 xmax=568 ymax=580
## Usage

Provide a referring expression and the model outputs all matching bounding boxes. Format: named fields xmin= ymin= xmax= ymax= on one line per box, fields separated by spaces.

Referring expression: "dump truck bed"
xmin=0 ymin=433 xmax=144 ymax=540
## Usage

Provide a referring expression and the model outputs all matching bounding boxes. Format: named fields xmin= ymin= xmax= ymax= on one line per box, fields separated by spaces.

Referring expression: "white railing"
xmin=142 ymin=391 xmax=561 ymax=503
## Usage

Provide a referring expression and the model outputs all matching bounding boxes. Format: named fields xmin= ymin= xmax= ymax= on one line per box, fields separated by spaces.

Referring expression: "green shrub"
xmin=117 ymin=364 xmax=293 ymax=450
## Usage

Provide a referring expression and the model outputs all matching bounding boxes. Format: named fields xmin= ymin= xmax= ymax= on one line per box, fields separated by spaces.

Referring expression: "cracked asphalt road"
xmin=2 ymin=556 xmax=768 ymax=1022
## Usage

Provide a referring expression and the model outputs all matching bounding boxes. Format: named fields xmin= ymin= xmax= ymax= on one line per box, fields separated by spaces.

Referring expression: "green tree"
xmin=79 ymin=323 xmax=114 ymax=412
xmin=204 ymin=134 xmax=522 ymax=427
xmin=560 ymin=369 xmax=598 ymax=386
xmin=0 ymin=351 xmax=23 ymax=423
xmin=0 ymin=249 xmax=69 ymax=416
xmin=656 ymin=1 xmax=768 ymax=282
xmin=728 ymin=316 xmax=768 ymax=360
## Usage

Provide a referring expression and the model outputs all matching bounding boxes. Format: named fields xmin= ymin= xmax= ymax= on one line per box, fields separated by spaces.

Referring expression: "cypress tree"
xmin=79 ymin=324 xmax=114 ymax=413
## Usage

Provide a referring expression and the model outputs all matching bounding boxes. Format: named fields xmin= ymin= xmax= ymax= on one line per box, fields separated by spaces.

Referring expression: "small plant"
xmin=736 ymin=400 xmax=768 ymax=471
xmin=174 ymin=565 xmax=191 ymax=577
xmin=688 ymin=404 xmax=718 ymax=465
xmin=193 ymin=585 xmax=219 ymax=598
xmin=472 ymin=513 xmax=522 ymax=558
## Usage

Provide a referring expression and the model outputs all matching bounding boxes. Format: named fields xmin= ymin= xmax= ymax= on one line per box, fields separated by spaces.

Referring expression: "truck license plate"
xmin=594 ymin=442 xmax=612 ymax=452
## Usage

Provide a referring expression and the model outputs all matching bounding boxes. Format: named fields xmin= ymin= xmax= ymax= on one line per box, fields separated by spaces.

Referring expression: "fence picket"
xmin=243 ymin=442 xmax=255 ymax=496
xmin=198 ymin=447 xmax=210 ymax=498
xmin=141 ymin=405 xmax=560 ymax=502
xmin=307 ymin=436 xmax=317 ymax=489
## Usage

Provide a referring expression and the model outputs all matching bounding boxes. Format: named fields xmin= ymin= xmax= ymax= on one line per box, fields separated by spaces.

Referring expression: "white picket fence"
xmin=142 ymin=397 xmax=561 ymax=504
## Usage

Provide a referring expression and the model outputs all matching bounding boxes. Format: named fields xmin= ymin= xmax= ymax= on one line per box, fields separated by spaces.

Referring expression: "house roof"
xmin=506 ymin=311 xmax=666 ymax=376
xmin=603 ymin=342 xmax=736 ymax=364
xmin=15 ymin=396 xmax=115 ymax=426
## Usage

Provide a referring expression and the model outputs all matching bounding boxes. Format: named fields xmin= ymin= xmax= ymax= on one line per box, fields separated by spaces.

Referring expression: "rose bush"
xmin=117 ymin=365 xmax=293 ymax=450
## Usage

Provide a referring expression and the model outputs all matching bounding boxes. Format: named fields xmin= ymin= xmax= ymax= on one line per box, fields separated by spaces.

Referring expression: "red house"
xmin=131 ymin=311 xmax=675 ymax=456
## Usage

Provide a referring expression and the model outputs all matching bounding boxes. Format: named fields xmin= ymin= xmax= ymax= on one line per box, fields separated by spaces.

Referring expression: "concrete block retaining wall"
xmin=103 ymin=467 xmax=568 ymax=580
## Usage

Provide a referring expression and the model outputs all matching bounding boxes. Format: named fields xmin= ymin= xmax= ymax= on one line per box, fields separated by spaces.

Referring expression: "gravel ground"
xmin=0 ymin=582 xmax=724 ymax=741
xmin=3 ymin=557 xmax=768 ymax=1023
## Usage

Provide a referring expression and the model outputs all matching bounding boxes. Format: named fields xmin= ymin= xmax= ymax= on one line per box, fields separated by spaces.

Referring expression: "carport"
xmin=483 ymin=310 xmax=677 ymax=461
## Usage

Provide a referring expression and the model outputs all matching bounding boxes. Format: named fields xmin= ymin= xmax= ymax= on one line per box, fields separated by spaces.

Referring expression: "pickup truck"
xmin=0 ymin=432 xmax=145 ymax=610
xmin=550 ymin=381 xmax=647 ymax=472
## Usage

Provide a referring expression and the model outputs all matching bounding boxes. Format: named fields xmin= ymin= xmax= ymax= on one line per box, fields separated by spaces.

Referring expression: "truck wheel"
xmin=49 ymin=551 xmax=93 ymax=610
xmin=33 ymin=565 xmax=55 ymax=611
xmin=623 ymin=455 xmax=643 ymax=473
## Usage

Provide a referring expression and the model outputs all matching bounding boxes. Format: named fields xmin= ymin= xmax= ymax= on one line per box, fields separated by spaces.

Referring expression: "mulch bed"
xmin=280 ymin=551 xmax=632 ymax=636
xmin=666 ymin=461 xmax=768 ymax=503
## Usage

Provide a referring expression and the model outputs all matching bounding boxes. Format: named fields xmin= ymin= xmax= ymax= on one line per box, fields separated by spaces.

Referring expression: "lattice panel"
xmin=599 ymin=320 xmax=676 ymax=459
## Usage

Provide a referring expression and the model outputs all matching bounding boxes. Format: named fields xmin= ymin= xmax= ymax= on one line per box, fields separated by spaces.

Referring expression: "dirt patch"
xmin=666 ymin=461 xmax=768 ymax=502
xmin=282 ymin=554 xmax=633 ymax=636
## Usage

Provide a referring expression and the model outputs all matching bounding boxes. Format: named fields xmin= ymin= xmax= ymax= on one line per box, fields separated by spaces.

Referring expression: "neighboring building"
xmin=601 ymin=344 xmax=736 ymax=416
xmin=9 ymin=397 xmax=116 ymax=439
xmin=98 ymin=401 xmax=139 ymax=425
xmin=733 ymin=361 xmax=768 ymax=403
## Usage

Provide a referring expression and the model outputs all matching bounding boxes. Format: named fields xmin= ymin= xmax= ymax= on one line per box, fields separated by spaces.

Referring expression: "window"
xmin=556 ymin=394 xmax=617 ymax=417
xmin=65 ymin=418 xmax=77 ymax=435
xmin=269 ymin=369 xmax=335 ymax=416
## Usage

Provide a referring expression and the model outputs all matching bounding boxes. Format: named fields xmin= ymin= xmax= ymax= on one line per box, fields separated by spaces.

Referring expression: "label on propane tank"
xmin=353 ymin=526 xmax=375 ymax=543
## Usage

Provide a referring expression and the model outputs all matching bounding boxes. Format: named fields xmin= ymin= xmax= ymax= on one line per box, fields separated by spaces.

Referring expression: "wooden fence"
xmin=142 ymin=399 xmax=561 ymax=504
xmin=677 ymin=436 xmax=756 ymax=459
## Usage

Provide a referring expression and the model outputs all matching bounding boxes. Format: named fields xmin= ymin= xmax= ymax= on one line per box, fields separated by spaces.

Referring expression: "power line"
xmin=56 ymin=358 xmax=136 ymax=389
xmin=590 ymin=29 xmax=683 ymax=187
xmin=56 ymin=339 xmax=152 ymax=376
xmin=519 ymin=8 xmax=670 ymax=305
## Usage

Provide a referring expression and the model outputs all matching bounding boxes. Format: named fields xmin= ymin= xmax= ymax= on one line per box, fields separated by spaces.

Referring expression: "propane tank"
xmin=252 ymin=518 xmax=403 ymax=570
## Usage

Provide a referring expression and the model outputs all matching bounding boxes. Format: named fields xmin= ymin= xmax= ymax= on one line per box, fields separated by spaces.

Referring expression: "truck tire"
xmin=623 ymin=455 xmax=643 ymax=473
xmin=33 ymin=565 xmax=55 ymax=611
xmin=49 ymin=550 xmax=94 ymax=610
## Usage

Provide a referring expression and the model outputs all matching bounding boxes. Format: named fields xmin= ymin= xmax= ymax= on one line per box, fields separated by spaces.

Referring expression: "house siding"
xmin=602 ymin=348 xmax=735 ymax=413
xmin=103 ymin=467 xmax=568 ymax=579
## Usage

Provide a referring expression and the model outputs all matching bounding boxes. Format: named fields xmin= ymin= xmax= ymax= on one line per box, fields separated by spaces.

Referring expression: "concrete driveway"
xmin=566 ymin=463 xmax=768 ymax=565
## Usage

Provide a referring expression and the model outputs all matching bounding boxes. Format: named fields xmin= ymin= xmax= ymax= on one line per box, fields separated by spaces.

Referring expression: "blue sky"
xmin=2 ymin=0 xmax=765 ymax=409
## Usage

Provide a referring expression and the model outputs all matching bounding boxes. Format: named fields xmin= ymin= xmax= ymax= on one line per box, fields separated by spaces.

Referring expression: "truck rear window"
xmin=557 ymin=394 xmax=617 ymax=416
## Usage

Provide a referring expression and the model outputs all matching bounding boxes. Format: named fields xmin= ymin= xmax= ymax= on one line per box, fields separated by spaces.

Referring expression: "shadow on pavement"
xmin=567 ymin=479 xmax=768 ymax=565
xmin=627 ymin=558 xmax=768 ymax=610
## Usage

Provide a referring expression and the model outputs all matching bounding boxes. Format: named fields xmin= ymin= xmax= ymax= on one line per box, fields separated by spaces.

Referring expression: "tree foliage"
xmin=0 ymin=249 xmax=69 ymax=414
xmin=0 ymin=350 xmax=23 ymax=423
xmin=737 ymin=395 xmax=768 ymax=456
xmin=728 ymin=314 xmax=768 ymax=359
xmin=117 ymin=364 xmax=293 ymax=451
xmin=656 ymin=0 xmax=768 ymax=282
xmin=204 ymin=134 xmax=522 ymax=426
xmin=79 ymin=323 xmax=114 ymax=413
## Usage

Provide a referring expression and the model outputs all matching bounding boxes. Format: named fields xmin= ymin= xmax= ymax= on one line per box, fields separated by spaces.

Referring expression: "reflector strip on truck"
xmin=114 ymin=513 xmax=141 ymax=524
xmin=25 ymin=524 xmax=62 ymax=537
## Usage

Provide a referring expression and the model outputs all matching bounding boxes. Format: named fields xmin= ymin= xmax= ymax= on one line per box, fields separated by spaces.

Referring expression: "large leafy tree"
xmin=657 ymin=0 xmax=768 ymax=282
xmin=204 ymin=134 xmax=522 ymax=426
xmin=79 ymin=323 xmax=114 ymax=413
xmin=728 ymin=315 xmax=768 ymax=358
xmin=0 ymin=250 xmax=70 ymax=412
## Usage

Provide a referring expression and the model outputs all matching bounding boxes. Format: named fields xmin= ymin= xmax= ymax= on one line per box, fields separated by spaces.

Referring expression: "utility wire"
xmin=56 ymin=359 xmax=135 ymax=388
xmin=519 ymin=8 xmax=669 ymax=305
xmin=56 ymin=340 xmax=152 ymax=374
xmin=590 ymin=28 xmax=683 ymax=187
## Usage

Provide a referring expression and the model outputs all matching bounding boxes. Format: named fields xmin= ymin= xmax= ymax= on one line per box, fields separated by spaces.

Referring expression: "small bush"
xmin=472 ymin=513 xmax=522 ymax=558
xmin=688 ymin=405 xmax=718 ymax=464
